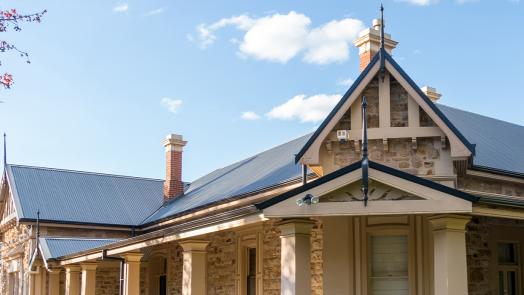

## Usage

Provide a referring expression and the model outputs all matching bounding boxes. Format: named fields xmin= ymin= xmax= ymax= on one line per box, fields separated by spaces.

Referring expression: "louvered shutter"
xmin=369 ymin=235 xmax=409 ymax=295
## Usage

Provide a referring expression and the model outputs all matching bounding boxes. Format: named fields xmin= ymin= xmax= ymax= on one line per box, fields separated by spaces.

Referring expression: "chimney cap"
xmin=421 ymin=86 xmax=442 ymax=102
xmin=163 ymin=133 xmax=187 ymax=148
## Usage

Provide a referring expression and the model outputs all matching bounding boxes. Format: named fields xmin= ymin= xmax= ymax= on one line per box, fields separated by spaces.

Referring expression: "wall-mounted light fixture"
xmin=296 ymin=194 xmax=320 ymax=207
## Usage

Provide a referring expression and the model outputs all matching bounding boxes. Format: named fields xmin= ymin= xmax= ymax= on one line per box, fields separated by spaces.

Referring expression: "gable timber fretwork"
xmin=296 ymin=50 xmax=474 ymax=178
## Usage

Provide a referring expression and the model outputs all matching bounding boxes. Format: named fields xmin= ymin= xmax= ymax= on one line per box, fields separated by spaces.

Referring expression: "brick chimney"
xmin=163 ymin=134 xmax=187 ymax=201
xmin=353 ymin=19 xmax=398 ymax=71
xmin=421 ymin=86 xmax=442 ymax=102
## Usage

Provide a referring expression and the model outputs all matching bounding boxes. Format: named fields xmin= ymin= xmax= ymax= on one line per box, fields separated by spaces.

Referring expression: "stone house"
xmin=1 ymin=17 xmax=524 ymax=295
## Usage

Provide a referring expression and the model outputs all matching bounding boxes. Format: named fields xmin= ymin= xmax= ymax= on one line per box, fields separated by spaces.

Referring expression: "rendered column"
xmin=65 ymin=265 xmax=82 ymax=295
xmin=278 ymin=219 xmax=315 ymax=295
xmin=48 ymin=269 xmax=61 ymax=295
xmin=121 ymin=252 xmax=143 ymax=295
xmin=27 ymin=267 xmax=42 ymax=295
xmin=80 ymin=262 xmax=98 ymax=295
xmin=179 ymin=240 xmax=210 ymax=295
xmin=429 ymin=215 xmax=471 ymax=295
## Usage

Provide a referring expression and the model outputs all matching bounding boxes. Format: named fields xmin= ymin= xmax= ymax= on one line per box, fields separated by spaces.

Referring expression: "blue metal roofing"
xmin=39 ymin=237 xmax=121 ymax=259
xmin=6 ymin=165 xmax=164 ymax=226
xmin=438 ymin=104 xmax=524 ymax=175
xmin=142 ymin=134 xmax=311 ymax=224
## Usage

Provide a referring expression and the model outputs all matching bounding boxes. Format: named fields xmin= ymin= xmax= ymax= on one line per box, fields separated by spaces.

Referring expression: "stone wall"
xmin=168 ymin=243 xmax=183 ymax=295
xmin=262 ymin=220 xmax=324 ymax=295
xmin=466 ymin=216 xmax=491 ymax=295
xmin=466 ymin=216 xmax=524 ymax=295
xmin=390 ymin=79 xmax=409 ymax=127
xmin=332 ymin=137 xmax=444 ymax=176
xmin=96 ymin=265 xmax=120 ymax=295
xmin=363 ymin=79 xmax=379 ymax=128
xmin=459 ymin=175 xmax=524 ymax=197
xmin=262 ymin=221 xmax=281 ymax=295
xmin=0 ymin=224 xmax=33 ymax=294
xmin=207 ymin=231 xmax=237 ymax=295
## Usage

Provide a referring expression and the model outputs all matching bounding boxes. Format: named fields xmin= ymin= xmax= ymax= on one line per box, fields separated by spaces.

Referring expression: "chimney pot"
xmin=163 ymin=133 xmax=187 ymax=201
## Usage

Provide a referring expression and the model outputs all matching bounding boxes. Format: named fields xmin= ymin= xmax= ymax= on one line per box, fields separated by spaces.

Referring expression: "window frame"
xmin=365 ymin=227 xmax=416 ymax=295
xmin=496 ymin=241 xmax=521 ymax=295
xmin=236 ymin=228 xmax=263 ymax=295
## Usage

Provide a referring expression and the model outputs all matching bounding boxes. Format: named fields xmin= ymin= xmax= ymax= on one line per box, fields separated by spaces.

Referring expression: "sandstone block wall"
xmin=459 ymin=175 xmax=524 ymax=197
xmin=333 ymin=137 xmax=444 ymax=176
xmin=0 ymin=224 xmax=32 ymax=294
xmin=466 ymin=216 xmax=524 ymax=295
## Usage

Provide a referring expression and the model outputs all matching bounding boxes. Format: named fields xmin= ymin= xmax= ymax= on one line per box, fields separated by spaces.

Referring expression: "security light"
xmin=296 ymin=194 xmax=319 ymax=207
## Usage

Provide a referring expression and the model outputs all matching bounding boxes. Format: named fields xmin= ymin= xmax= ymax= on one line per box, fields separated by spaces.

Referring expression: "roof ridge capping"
xmin=7 ymin=163 xmax=164 ymax=182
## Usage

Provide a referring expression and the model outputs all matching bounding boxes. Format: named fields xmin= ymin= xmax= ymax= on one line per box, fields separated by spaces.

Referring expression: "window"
xmin=237 ymin=231 xmax=261 ymax=295
xmin=148 ymin=256 xmax=167 ymax=295
xmin=8 ymin=272 xmax=19 ymax=295
xmin=369 ymin=235 xmax=409 ymax=295
xmin=497 ymin=242 xmax=520 ymax=295
xmin=247 ymin=248 xmax=257 ymax=295
xmin=159 ymin=257 xmax=167 ymax=295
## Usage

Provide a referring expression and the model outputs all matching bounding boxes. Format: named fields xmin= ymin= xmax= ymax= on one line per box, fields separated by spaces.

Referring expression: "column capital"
xmin=65 ymin=264 xmax=82 ymax=272
xmin=48 ymin=268 xmax=62 ymax=274
xmin=179 ymin=240 xmax=209 ymax=252
xmin=120 ymin=252 xmax=144 ymax=262
xmin=80 ymin=262 xmax=98 ymax=271
xmin=429 ymin=214 xmax=471 ymax=232
xmin=277 ymin=218 xmax=315 ymax=237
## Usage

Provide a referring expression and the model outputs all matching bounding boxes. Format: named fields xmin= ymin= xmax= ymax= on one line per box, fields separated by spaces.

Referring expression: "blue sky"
xmin=0 ymin=0 xmax=522 ymax=181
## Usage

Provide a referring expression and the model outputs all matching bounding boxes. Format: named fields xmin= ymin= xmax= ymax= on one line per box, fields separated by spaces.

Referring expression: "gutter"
xmin=469 ymin=165 xmax=524 ymax=180
xmin=50 ymin=205 xmax=260 ymax=263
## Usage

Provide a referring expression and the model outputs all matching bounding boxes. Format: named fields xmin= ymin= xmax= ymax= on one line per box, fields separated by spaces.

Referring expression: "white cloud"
xmin=145 ymin=8 xmax=165 ymax=16
xmin=338 ymin=77 xmax=354 ymax=87
xmin=197 ymin=15 xmax=255 ymax=48
xmin=267 ymin=94 xmax=341 ymax=123
xmin=396 ymin=0 xmax=439 ymax=5
xmin=161 ymin=98 xmax=183 ymax=113
xmin=113 ymin=3 xmax=129 ymax=12
xmin=241 ymin=111 xmax=261 ymax=120
xmin=195 ymin=12 xmax=364 ymax=64
xmin=239 ymin=12 xmax=311 ymax=63
xmin=304 ymin=18 xmax=364 ymax=64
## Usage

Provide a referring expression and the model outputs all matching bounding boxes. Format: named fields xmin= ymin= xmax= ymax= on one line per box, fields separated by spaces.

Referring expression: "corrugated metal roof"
xmin=5 ymin=104 xmax=524 ymax=228
xmin=39 ymin=237 xmax=121 ymax=259
xmin=142 ymin=134 xmax=311 ymax=224
xmin=7 ymin=165 xmax=164 ymax=226
xmin=438 ymin=104 xmax=524 ymax=175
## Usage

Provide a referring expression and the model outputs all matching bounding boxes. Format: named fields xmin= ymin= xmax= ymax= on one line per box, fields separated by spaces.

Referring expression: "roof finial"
xmin=3 ymin=133 xmax=6 ymax=167
xmin=379 ymin=4 xmax=386 ymax=82
xmin=380 ymin=3 xmax=385 ymax=50
xmin=361 ymin=96 xmax=369 ymax=207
